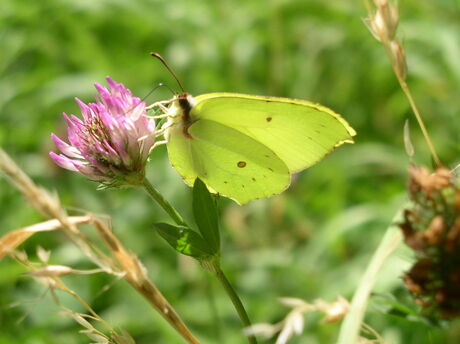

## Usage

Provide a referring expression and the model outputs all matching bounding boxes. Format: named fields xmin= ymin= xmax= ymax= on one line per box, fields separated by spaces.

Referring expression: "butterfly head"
xmin=167 ymin=93 xmax=196 ymax=121
xmin=176 ymin=93 xmax=195 ymax=114
xmin=163 ymin=93 xmax=197 ymax=140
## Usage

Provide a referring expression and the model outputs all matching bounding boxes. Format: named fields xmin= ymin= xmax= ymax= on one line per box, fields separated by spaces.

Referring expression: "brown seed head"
xmin=423 ymin=216 xmax=444 ymax=246
xmin=401 ymin=166 xmax=460 ymax=318
xmin=409 ymin=166 xmax=453 ymax=197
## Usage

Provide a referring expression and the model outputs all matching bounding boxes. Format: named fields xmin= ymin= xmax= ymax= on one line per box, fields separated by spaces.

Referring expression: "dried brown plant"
xmin=401 ymin=166 xmax=460 ymax=318
xmin=0 ymin=148 xmax=200 ymax=344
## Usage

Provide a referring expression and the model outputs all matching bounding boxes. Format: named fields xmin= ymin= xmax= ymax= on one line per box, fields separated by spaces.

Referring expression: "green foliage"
xmin=154 ymin=178 xmax=220 ymax=259
xmin=192 ymin=178 xmax=220 ymax=254
xmin=0 ymin=0 xmax=459 ymax=343
xmin=153 ymin=222 xmax=214 ymax=259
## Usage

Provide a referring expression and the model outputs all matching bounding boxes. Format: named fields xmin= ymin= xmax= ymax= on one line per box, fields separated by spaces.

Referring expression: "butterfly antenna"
xmin=150 ymin=52 xmax=185 ymax=93
xmin=140 ymin=82 xmax=175 ymax=103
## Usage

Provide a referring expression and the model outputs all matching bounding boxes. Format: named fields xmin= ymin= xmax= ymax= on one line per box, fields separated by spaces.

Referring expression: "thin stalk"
xmin=142 ymin=178 xmax=256 ymax=343
xmin=396 ymin=77 xmax=442 ymax=167
xmin=380 ymin=40 xmax=441 ymax=167
xmin=130 ymin=277 xmax=201 ymax=344
xmin=381 ymin=36 xmax=442 ymax=167
xmin=142 ymin=178 xmax=186 ymax=226
xmin=205 ymin=274 xmax=222 ymax=342
xmin=212 ymin=262 xmax=257 ymax=344
xmin=59 ymin=282 xmax=115 ymax=332
xmin=93 ymin=218 xmax=201 ymax=344
xmin=336 ymin=210 xmax=403 ymax=344
xmin=362 ymin=0 xmax=442 ymax=167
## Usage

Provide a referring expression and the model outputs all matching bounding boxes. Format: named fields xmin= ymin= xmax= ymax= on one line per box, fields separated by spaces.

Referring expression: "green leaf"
xmin=371 ymin=293 xmax=446 ymax=327
xmin=192 ymin=178 xmax=220 ymax=254
xmin=153 ymin=222 xmax=213 ymax=259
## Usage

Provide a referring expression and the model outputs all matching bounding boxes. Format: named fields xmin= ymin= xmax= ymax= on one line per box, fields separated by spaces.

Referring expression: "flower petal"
xmin=49 ymin=152 xmax=80 ymax=172
xmin=50 ymin=134 xmax=83 ymax=159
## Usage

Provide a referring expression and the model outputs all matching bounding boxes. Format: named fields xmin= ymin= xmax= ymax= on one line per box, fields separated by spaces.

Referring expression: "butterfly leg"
xmin=146 ymin=99 xmax=172 ymax=112
xmin=151 ymin=113 xmax=172 ymax=119
xmin=151 ymin=140 xmax=168 ymax=149
xmin=157 ymin=121 xmax=173 ymax=134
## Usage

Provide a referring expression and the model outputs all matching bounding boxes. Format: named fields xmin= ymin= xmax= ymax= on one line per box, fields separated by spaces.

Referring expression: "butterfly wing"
xmin=165 ymin=92 xmax=355 ymax=204
xmin=191 ymin=93 xmax=356 ymax=172
xmin=166 ymin=117 xmax=290 ymax=204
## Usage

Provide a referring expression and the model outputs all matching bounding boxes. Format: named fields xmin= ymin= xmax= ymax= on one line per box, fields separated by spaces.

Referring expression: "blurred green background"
xmin=1 ymin=0 xmax=459 ymax=343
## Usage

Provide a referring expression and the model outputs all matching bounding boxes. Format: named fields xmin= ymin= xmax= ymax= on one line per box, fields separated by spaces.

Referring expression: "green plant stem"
xmin=336 ymin=210 xmax=403 ymax=344
xmin=142 ymin=177 xmax=256 ymax=343
xmin=212 ymin=262 xmax=257 ymax=344
xmin=142 ymin=178 xmax=187 ymax=226
xmin=205 ymin=273 xmax=222 ymax=342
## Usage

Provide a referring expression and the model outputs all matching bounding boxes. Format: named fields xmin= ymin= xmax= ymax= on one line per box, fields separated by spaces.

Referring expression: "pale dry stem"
xmin=7 ymin=247 xmax=123 ymax=343
xmin=0 ymin=148 xmax=200 ymax=344
xmin=91 ymin=218 xmax=200 ymax=344
xmin=245 ymin=296 xmax=349 ymax=344
xmin=0 ymin=148 xmax=115 ymax=271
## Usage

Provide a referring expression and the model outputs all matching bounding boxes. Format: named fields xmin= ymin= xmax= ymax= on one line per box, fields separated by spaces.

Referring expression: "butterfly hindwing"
xmin=170 ymin=119 xmax=290 ymax=204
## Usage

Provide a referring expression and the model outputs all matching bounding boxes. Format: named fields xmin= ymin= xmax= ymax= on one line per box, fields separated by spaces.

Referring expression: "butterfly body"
xmin=164 ymin=92 xmax=356 ymax=204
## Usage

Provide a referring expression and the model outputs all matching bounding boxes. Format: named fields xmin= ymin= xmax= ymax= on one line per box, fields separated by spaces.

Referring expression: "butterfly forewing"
xmin=192 ymin=93 xmax=356 ymax=173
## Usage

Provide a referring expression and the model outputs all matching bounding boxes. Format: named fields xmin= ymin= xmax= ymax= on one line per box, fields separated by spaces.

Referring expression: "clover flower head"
xmin=50 ymin=77 xmax=156 ymax=187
